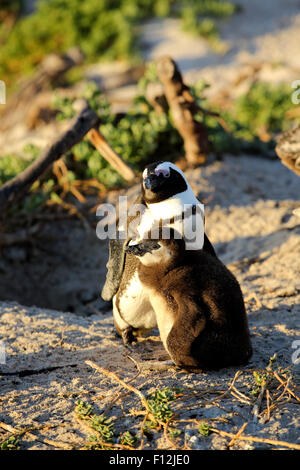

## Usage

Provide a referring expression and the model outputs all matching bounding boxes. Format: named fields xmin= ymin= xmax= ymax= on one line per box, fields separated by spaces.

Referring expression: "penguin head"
xmin=142 ymin=161 xmax=188 ymax=204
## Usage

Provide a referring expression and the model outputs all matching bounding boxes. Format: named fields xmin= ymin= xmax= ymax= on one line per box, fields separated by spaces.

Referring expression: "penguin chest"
xmin=148 ymin=292 xmax=175 ymax=353
xmin=114 ymin=271 xmax=156 ymax=331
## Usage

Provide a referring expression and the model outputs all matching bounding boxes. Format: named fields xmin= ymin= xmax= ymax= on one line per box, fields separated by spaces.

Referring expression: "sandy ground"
xmin=0 ymin=154 xmax=299 ymax=450
xmin=0 ymin=0 xmax=300 ymax=451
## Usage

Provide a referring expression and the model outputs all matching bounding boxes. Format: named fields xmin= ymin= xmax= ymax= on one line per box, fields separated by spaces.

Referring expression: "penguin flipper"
xmin=101 ymin=194 xmax=147 ymax=301
xmin=101 ymin=238 xmax=128 ymax=301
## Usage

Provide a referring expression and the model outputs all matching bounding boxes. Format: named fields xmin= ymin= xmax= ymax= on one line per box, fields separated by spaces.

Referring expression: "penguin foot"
xmin=121 ymin=326 xmax=136 ymax=345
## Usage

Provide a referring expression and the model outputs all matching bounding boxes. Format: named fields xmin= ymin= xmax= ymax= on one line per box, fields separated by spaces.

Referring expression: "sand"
xmin=0 ymin=0 xmax=300 ymax=451
xmin=0 ymin=154 xmax=299 ymax=450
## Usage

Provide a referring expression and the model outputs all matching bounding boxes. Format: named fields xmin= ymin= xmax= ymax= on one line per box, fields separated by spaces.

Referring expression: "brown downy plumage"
xmin=126 ymin=232 xmax=253 ymax=372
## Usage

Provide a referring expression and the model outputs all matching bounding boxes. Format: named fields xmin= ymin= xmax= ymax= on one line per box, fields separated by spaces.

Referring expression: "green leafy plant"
xmin=1 ymin=0 xmax=242 ymax=89
xmin=251 ymin=354 xmax=277 ymax=396
xmin=198 ymin=422 xmax=212 ymax=436
xmin=75 ymin=400 xmax=116 ymax=449
xmin=234 ymin=82 xmax=295 ymax=135
xmin=146 ymin=387 xmax=178 ymax=426
xmin=168 ymin=427 xmax=182 ymax=438
xmin=120 ymin=431 xmax=139 ymax=448
xmin=0 ymin=436 xmax=20 ymax=450
xmin=0 ymin=0 xmax=172 ymax=88
xmin=74 ymin=400 xmax=94 ymax=419
xmin=180 ymin=0 xmax=240 ymax=51
xmin=52 ymin=75 xmax=183 ymax=188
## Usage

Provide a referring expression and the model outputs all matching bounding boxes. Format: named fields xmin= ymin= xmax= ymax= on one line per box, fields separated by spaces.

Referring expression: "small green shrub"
xmin=0 ymin=436 xmax=20 ymax=450
xmin=198 ymin=422 xmax=212 ymax=436
xmin=75 ymin=400 xmax=116 ymax=449
xmin=1 ymin=0 xmax=242 ymax=89
xmin=234 ymin=82 xmax=294 ymax=134
xmin=180 ymin=0 xmax=240 ymax=49
xmin=0 ymin=0 xmax=171 ymax=87
xmin=120 ymin=430 xmax=139 ymax=447
xmin=146 ymin=387 xmax=178 ymax=424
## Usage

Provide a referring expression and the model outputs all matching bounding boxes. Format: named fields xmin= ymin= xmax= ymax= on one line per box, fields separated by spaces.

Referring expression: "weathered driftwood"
xmin=275 ymin=126 xmax=300 ymax=177
xmin=0 ymin=48 xmax=84 ymax=132
xmin=0 ymin=105 xmax=99 ymax=213
xmin=88 ymin=128 xmax=136 ymax=182
xmin=156 ymin=56 xmax=209 ymax=166
xmin=145 ymin=82 xmax=168 ymax=115
xmin=0 ymin=103 xmax=136 ymax=213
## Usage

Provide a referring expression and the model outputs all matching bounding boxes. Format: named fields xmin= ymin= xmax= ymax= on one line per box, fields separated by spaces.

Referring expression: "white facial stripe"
xmin=155 ymin=167 xmax=170 ymax=177
xmin=143 ymin=162 xmax=186 ymax=182
xmin=155 ymin=162 xmax=189 ymax=186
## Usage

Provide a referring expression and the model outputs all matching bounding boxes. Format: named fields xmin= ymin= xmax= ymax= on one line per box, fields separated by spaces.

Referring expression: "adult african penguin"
xmin=126 ymin=231 xmax=253 ymax=371
xmin=101 ymin=160 xmax=216 ymax=345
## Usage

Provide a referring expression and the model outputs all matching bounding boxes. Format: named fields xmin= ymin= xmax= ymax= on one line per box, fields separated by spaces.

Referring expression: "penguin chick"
xmin=126 ymin=233 xmax=253 ymax=371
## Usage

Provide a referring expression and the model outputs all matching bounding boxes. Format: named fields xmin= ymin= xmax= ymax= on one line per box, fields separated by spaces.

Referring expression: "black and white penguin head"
xmin=142 ymin=161 xmax=189 ymax=204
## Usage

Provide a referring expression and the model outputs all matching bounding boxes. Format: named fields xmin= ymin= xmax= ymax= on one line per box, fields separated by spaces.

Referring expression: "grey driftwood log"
xmin=0 ymin=102 xmax=136 ymax=214
xmin=156 ymin=56 xmax=209 ymax=166
xmin=0 ymin=105 xmax=99 ymax=213
xmin=0 ymin=48 xmax=84 ymax=133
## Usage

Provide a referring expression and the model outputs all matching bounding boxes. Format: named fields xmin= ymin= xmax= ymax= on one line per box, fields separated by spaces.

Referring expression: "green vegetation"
xmin=233 ymin=82 xmax=294 ymax=135
xmin=146 ymin=387 xmax=179 ymax=426
xmin=74 ymin=400 xmax=116 ymax=449
xmin=53 ymin=78 xmax=183 ymax=189
xmin=198 ymin=422 xmax=212 ymax=436
xmin=0 ymin=0 xmax=241 ymax=89
xmin=119 ymin=431 xmax=139 ymax=448
xmin=1 ymin=66 xmax=298 ymax=218
xmin=74 ymin=389 xmax=180 ymax=449
xmin=251 ymin=354 xmax=278 ymax=397
xmin=0 ymin=0 xmax=169 ymax=87
xmin=180 ymin=0 xmax=240 ymax=51
xmin=0 ymin=435 xmax=20 ymax=450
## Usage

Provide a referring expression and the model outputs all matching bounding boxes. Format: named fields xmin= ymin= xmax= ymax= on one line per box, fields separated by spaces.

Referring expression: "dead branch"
xmin=275 ymin=125 xmax=300 ymax=177
xmin=227 ymin=422 xmax=248 ymax=448
xmin=87 ymin=128 xmax=136 ymax=182
xmin=0 ymin=105 xmax=99 ymax=213
xmin=85 ymin=360 xmax=150 ymax=413
xmin=209 ymin=425 xmax=300 ymax=450
xmin=0 ymin=421 xmax=73 ymax=450
xmin=145 ymin=82 xmax=168 ymax=115
xmin=0 ymin=48 xmax=84 ymax=132
xmin=156 ymin=56 xmax=209 ymax=166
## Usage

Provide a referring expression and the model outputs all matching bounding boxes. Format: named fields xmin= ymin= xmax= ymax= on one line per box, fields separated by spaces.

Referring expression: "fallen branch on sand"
xmin=0 ymin=105 xmax=99 ymax=212
xmin=0 ymin=421 xmax=73 ymax=450
xmin=0 ymin=103 xmax=136 ymax=213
